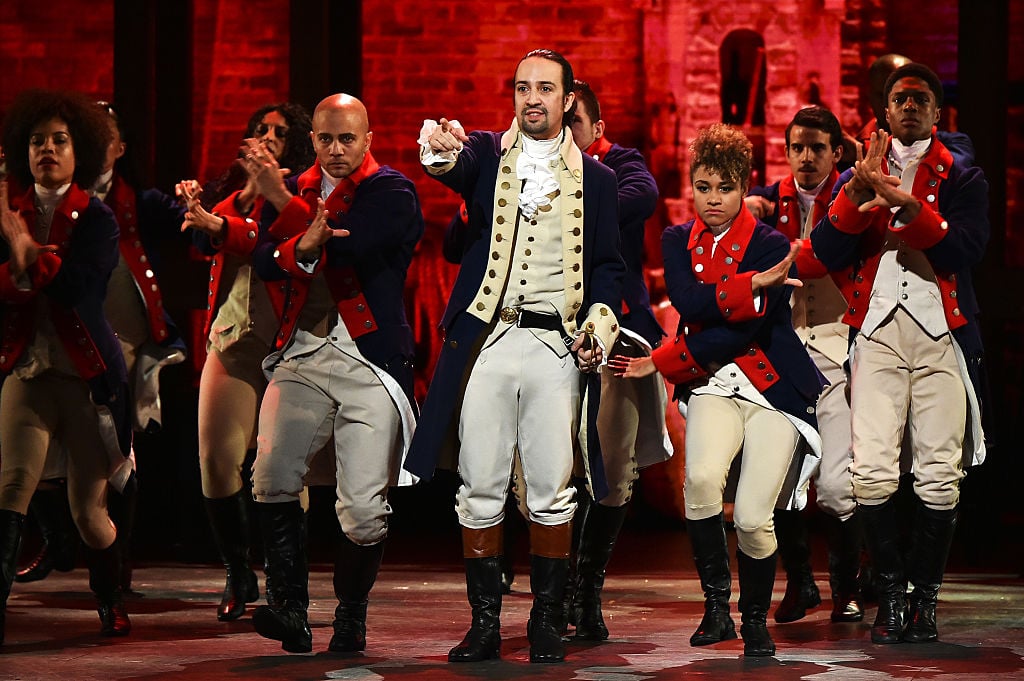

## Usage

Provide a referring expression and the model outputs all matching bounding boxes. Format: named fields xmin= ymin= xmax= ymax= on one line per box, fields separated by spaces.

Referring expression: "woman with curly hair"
xmin=176 ymin=102 xmax=314 ymax=622
xmin=610 ymin=123 xmax=825 ymax=657
xmin=0 ymin=88 xmax=132 ymax=642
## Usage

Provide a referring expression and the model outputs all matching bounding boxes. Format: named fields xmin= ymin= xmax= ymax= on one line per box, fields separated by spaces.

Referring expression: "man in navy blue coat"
xmin=406 ymin=49 xmax=623 ymax=664
xmin=811 ymin=63 xmax=989 ymax=645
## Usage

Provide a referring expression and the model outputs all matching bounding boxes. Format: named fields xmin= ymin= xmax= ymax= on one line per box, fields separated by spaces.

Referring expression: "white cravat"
xmin=516 ymin=132 xmax=562 ymax=220
xmin=33 ymin=182 xmax=70 ymax=240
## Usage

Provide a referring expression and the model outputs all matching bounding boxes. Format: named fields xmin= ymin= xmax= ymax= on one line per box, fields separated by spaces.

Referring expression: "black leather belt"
xmin=501 ymin=307 xmax=575 ymax=348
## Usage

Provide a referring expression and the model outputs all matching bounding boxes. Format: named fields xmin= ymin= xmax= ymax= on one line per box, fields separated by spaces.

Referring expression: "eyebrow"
xmin=515 ymin=80 xmax=557 ymax=87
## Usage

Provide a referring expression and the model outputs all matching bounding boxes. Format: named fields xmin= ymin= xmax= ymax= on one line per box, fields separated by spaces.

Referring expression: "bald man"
xmin=245 ymin=94 xmax=423 ymax=653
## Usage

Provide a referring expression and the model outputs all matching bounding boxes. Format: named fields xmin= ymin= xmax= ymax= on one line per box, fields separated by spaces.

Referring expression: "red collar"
xmin=584 ymin=136 xmax=613 ymax=162
xmin=687 ymin=203 xmax=756 ymax=261
xmin=295 ymin=152 xmax=381 ymax=215
xmin=14 ymin=183 xmax=90 ymax=222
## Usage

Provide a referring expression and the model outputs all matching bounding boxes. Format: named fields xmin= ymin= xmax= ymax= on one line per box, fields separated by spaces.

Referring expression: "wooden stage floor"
xmin=4 ymin=549 xmax=1024 ymax=681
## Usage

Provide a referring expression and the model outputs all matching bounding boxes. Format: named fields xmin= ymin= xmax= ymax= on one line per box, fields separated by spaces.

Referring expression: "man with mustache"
xmin=746 ymin=106 xmax=867 ymax=626
xmin=811 ymin=63 xmax=990 ymax=645
xmin=407 ymin=49 xmax=624 ymax=664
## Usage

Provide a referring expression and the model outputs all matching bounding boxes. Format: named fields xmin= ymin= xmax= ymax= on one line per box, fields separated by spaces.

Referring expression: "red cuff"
xmin=30 ymin=252 xmax=62 ymax=288
xmin=794 ymin=238 xmax=828 ymax=279
xmin=219 ymin=215 xmax=260 ymax=256
xmin=889 ymin=202 xmax=949 ymax=250
xmin=716 ymin=271 xmax=760 ymax=322
xmin=828 ymin=188 xmax=873 ymax=235
xmin=273 ymin=235 xmax=321 ymax=278
xmin=652 ymin=335 xmax=707 ymax=385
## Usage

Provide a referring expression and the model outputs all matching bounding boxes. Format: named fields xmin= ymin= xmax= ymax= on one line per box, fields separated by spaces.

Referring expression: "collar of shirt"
xmin=889 ymin=137 xmax=931 ymax=176
xmin=584 ymin=135 xmax=613 ymax=162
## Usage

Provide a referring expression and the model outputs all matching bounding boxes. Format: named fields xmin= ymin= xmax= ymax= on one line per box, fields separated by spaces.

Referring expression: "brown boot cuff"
xmin=529 ymin=521 xmax=571 ymax=559
xmin=461 ymin=524 xmax=503 ymax=559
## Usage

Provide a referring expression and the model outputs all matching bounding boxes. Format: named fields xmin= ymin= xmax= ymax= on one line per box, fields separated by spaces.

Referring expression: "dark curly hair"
xmin=689 ymin=123 xmax=753 ymax=187
xmin=2 ymin=88 xmax=112 ymax=191
xmin=202 ymin=102 xmax=315 ymax=208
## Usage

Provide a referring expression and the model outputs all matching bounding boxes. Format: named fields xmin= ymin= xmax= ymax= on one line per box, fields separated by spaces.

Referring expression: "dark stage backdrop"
xmin=0 ymin=1 xmax=1021 ymax=571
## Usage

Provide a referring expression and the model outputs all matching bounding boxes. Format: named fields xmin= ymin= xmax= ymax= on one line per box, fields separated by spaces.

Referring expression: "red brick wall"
xmin=360 ymin=0 xmax=648 ymax=229
xmin=360 ymin=1 xmax=649 ymax=401
xmin=190 ymin=0 xmax=291 ymax=183
xmin=0 ymin=3 xmax=114 ymax=115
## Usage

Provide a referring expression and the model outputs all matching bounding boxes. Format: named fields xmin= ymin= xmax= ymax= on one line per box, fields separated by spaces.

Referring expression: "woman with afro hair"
xmin=0 ymin=88 xmax=132 ymax=642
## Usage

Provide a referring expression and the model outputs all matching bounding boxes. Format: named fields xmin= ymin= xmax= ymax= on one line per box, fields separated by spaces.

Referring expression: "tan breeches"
xmin=684 ymin=394 xmax=800 ymax=559
xmin=0 ymin=372 xmax=116 ymax=549
xmin=850 ymin=308 xmax=966 ymax=509
xmin=197 ymin=339 xmax=267 ymax=499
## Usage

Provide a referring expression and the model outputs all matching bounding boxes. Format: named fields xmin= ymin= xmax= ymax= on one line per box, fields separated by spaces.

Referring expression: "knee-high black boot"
xmin=903 ymin=503 xmax=958 ymax=643
xmin=527 ymin=521 xmax=571 ymax=663
xmin=737 ymin=549 xmax=777 ymax=656
xmin=15 ymin=483 xmax=77 ymax=583
xmin=449 ymin=526 xmax=503 ymax=662
xmin=562 ymin=482 xmax=589 ymax=631
xmin=859 ymin=499 xmax=907 ymax=644
xmin=824 ymin=513 xmax=864 ymax=622
xmin=204 ymin=491 xmax=259 ymax=621
xmin=772 ymin=509 xmax=820 ymax=623
xmin=85 ymin=542 xmax=131 ymax=636
xmin=329 ymin=534 xmax=385 ymax=653
xmin=687 ymin=513 xmax=737 ymax=646
xmin=107 ymin=471 xmax=138 ymax=595
xmin=252 ymin=501 xmax=311 ymax=653
xmin=1 ymin=510 xmax=26 ymax=646
xmin=572 ymin=501 xmax=628 ymax=640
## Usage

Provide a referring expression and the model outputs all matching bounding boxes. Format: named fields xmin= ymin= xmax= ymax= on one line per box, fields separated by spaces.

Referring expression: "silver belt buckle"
xmin=499 ymin=306 xmax=519 ymax=324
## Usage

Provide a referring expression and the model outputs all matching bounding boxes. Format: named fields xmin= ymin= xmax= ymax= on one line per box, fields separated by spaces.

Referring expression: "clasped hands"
xmin=846 ymin=130 xmax=920 ymax=221
xmin=573 ymin=331 xmax=603 ymax=373
xmin=0 ymin=179 xmax=57 ymax=284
